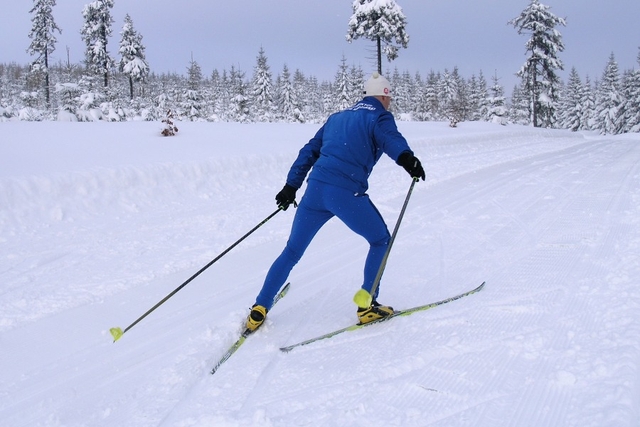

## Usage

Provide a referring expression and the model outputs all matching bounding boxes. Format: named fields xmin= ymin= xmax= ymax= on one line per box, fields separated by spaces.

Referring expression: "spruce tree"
xmin=118 ymin=14 xmax=149 ymax=99
xmin=509 ymin=83 xmax=531 ymax=125
xmin=619 ymin=50 xmax=640 ymax=133
xmin=510 ymin=0 xmax=566 ymax=127
xmin=348 ymin=65 xmax=365 ymax=105
xmin=276 ymin=64 xmax=303 ymax=123
xmin=580 ymin=76 xmax=596 ymax=131
xmin=182 ymin=57 xmax=204 ymax=121
xmin=477 ymin=71 xmax=490 ymax=121
xmin=559 ymin=67 xmax=584 ymax=131
xmin=423 ymin=71 xmax=441 ymax=121
xmin=486 ymin=73 xmax=508 ymax=125
xmin=293 ymin=69 xmax=313 ymax=121
xmin=27 ymin=0 xmax=61 ymax=107
xmin=81 ymin=0 xmax=115 ymax=88
xmin=250 ymin=47 xmax=274 ymax=122
xmin=334 ymin=56 xmax=352 ymax=112
xmin=595 ymin=53 xmax=623 ymax=134
xmin=228 ymin=66 xmax=250 ymax=123
xmin=346 ymin=0 xmax=409 ymax=74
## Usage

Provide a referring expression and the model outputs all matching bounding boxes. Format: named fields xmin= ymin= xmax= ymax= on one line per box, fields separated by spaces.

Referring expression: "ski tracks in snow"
xmin=388 ymin=137 xmax=640 ymax=426
xmin=197 ymin=135 xmax=640 ymax=426
xmin=4 ymin=124 xmax=640 ymax=427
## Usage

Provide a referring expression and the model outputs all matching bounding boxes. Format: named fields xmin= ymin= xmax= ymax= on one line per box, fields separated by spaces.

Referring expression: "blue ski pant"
xmin=255 ymin=179 xmax=391 ymax=309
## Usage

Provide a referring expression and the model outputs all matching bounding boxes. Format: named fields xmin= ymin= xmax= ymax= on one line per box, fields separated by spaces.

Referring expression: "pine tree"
xmin=81 ymin=0 xmax=115 ymax=88
xmin=293 ymin=70 xmax=313 ymax=120
xmin=411 ymin=71 xmax=428 ymax=121
xmin=250 ymin=47 xmax=274 ymax=122
xmin=477 ymin=71 xmax=490 ymax=121
xmin=182 ymin=57 xmax=204 ymax=121
xmin=391 ymin=67 xmax=412 ymax=116
xmin=334 ymin=56 xmax=352 ymax=111
xmin=228 ymin=65 xmax=250 ymax=123
xmin=346 ymin=0 xmax=409 ymax=74
xmin=27 ymin=0 xmax=61 ymax=107
xmin=423 ymin=70 xmax=441 ymax=120
xmin=118 ymin=14 xmax=149 ymax=99
xmin=486 ymin=73 xmax=508 ymax=125
xmin=509 ymin=83 xmax=531 ymax=125
xmin=580 ymin=76 xmax=596 ymax=131
xmin=348 ymin=65 xmax=365 ymax=105
xmin=510 ymin=0 xmax=566 ymax=127
xmin=209 ymin=69 xmax=224 ymax=121
xmin=559 ymin=67 xmax=585 ymax=131
xmin=275 ymin=64 xmax=303 ymax=123
xmin=439 ymin=68 xmax=460 ymax=125
xmin=595 ymin=53 xmax=623 ymax=134
xmin=619 ymin=49 xmax=640 ymax=133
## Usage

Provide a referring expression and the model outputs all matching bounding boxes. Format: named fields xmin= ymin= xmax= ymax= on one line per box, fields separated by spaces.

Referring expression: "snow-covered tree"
xmin=27 ymin=0 xmax=61 ymax=107
xmin=346 ymin=0 xmax=409 ymax=74
xmin=411 ymin=71 xmax=429 ymax=121
xmin=228 ymin=66 xmax=250 ymax=123
xmin=209 ymin=69 xmax=224 ymax=121
xmin=250 ymin=47 xmax=274 ymax=122
xmin=391 ymin=68 xmax=412 ymax=116
xmin=349 ymin=64 xmax=365 ymax=105
xmin=559 ymin=67 xmax=585 ymax=131
xmin=181 ymin=58 xmax=205 ymax=121
xmin=486 ymin=73 xmax=508 ymax=125
xmin=595 ymin=53 xmax=623 ymax=134
xmin=294 ymin=70 xmax=316 ymax=121
xmin=468 ymin=71 xmax=489 ymax=121
xmin=580 ymin=76 xmax=596 ymax=131
xmin=619 ymin=51 xmax=640 ymax=133
xmin=81 ymin=0 xmax=115 ymax=88
xmin=510 ymin=0 xmax=566 ymax=127
xmin=118 ymin=14 xmax=149 ymax=99
xmin=509 ymin=83 xmax=531 ymax=125
xmin=275 ymin=64 xmax=303 ymax=123
xmin=439 ymin=68 xmax=461 ymax=125
xmin=334 ymin=56 xmax=352 ymax=112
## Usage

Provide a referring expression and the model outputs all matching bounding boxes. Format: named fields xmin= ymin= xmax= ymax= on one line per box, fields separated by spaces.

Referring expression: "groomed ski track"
xmin=1 ymin=121 xmax=639 ymax=426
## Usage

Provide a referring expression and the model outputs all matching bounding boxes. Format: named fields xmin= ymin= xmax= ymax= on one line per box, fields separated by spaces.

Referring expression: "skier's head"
xmin=364 ymin=73 xmax=392 ymax=97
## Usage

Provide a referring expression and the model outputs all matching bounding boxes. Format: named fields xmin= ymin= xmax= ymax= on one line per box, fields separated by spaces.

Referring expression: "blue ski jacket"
xmin=285 ymin=97 xmax=413 ymax=195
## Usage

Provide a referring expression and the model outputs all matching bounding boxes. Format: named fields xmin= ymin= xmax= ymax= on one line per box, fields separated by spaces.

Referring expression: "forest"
xmin=2 ymin=0 xmax=639 ymax=134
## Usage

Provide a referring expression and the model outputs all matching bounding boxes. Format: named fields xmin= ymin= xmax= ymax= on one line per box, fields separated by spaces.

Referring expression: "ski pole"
xmin=110 ymin=207 xmax=283 ymax=342
xmin=353 ymin=177 xmax=418 ymax=308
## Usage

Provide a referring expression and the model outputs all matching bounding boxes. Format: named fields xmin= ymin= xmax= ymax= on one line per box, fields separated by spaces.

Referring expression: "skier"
xmin=246 ymin=73 xmax=425 ymax=331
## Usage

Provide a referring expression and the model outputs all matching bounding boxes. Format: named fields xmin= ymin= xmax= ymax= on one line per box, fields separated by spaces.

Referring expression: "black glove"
xmin=275 ymin=184 xmax=297 ymax=210
xmin=397 ymin=152 xmax=425 ymax=181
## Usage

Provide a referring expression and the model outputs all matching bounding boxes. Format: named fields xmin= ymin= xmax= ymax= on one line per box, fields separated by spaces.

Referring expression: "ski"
xmin=210 ymin=282 xmax=291 ymax=375
xmin=280 ymin=281 xmax=485 ymax=353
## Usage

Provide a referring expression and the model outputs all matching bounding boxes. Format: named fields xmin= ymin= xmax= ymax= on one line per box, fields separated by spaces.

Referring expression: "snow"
xmin=1 ymin=120 xmax=640 ymax=426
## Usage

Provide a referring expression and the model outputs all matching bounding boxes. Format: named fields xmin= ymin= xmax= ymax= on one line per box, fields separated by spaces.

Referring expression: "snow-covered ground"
xmin=1 ymin=120 xmax=639 ymax=427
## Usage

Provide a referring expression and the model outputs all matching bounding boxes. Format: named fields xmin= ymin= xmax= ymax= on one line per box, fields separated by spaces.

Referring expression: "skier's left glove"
xmin=397 ymin=152 xmax=426 ymax=181
xmin=275 ymin=184 xmax=297 ymax=210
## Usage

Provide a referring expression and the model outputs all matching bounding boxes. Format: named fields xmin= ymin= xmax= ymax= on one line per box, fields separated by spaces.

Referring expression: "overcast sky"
xmin=2 ymin=0 xmax=639 ymax=91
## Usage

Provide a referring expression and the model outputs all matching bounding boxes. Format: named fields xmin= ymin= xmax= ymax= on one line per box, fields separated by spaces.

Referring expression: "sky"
xmin=2 ymin=0 xmax=639 ymax=91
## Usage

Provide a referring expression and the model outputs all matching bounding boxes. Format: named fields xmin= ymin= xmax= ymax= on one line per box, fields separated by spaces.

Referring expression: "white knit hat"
xmin=364 ymin=72 xmax=392 ymax=96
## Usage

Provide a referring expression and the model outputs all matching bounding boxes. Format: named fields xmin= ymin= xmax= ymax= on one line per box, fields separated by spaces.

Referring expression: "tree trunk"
xmin=377 ymin=36 xmax=382 ymax=74
xmin=129 ymin=76 xmax=134 ymax=99
xmin=44 ymin=50 xmax=50 ymax=107
xmin=531 ymin=61 xmax=538 ymax=127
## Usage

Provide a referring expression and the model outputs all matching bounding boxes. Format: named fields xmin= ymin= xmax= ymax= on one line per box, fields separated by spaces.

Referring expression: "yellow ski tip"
xmin=110 ymin=327 xmax=124 ymax=342
xmin=353 ymin=289 xmax=373 ymax=309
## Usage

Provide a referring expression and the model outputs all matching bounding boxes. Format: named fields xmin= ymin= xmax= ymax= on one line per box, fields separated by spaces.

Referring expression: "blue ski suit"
xmin=255 ymin=96 xmax=415 ymax=309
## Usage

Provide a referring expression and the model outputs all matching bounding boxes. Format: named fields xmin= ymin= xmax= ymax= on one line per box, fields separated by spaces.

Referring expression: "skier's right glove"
xmin=397 ymin=152 xmax=426 ymax=181
xmin=275 ymin=184 xmax=297 ymax=210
